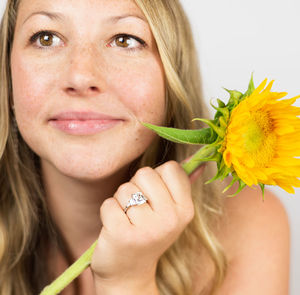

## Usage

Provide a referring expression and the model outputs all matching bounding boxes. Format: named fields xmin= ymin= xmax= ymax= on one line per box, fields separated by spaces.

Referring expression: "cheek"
xmin=11 ymin=51 xmax=56 ymax=125
xmin=10 ymin=51 xmax=57 ymax=152
xmin=109 ymin=55 xmax=166 ymax=125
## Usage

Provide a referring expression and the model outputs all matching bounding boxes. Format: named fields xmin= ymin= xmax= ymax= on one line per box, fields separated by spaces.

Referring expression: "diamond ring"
xmin=123 ymin=192 xmax=148 ymax=214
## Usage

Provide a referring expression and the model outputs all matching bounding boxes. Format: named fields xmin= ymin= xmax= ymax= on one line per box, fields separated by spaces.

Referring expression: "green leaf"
xmin=142 ymin=123 xmax=217 ymax=145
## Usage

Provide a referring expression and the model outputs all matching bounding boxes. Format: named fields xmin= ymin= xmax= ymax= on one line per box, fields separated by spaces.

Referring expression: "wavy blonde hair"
xmin=0 ymin=0 xmax=227 ymax=294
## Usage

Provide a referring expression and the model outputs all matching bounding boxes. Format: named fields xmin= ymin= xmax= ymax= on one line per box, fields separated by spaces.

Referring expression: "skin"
xmin=11 ymin=0 xmax=198 ymax=294
xmin=10 ymin=0 xmax=291 ymax=294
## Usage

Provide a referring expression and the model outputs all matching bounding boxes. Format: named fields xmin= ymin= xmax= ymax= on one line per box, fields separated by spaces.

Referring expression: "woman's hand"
xmin=91 ymin=160 xmax=203 ymax=294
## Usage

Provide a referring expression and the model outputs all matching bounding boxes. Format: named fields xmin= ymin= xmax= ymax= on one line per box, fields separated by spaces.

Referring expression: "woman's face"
xmin=11 ymin=0 xmax=166 ymax=181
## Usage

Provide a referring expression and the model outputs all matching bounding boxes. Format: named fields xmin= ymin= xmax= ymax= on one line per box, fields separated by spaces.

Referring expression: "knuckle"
xmin=134 ymin=166 xmax=153 ymax=179
xmin=101 ymin=197 xmax=115 ymax=208
xmin=116 ymin=182 xmax=130 ymax=195
xmin=168 ymin=160 xmax=180 ymax=168
xmin=161 ymin=160 xmax=179 ymax=172
xmin=100 ymin=197 xmax=114 ymax=214
xmin=161 ymin=213 xmax=180 ymax=234
xmin=156 ymin=160 xmax=184 ymax=178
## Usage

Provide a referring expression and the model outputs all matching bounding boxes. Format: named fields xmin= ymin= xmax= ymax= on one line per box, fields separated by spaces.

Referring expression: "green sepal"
xmin=205 ymin=171 xmax=221 ymax=184
xmin=224 ymin=88 xmax=243 ymax=100
xmin=222 ymin=174 xmax=238 ymax=193
xmin=259 ymin=183 xmax=265 ymax=201
xmin=227 ymin=179 xmax=247 ymax=198
xmin=219 ymin=164 xmax=232 ymax=181
xmin=142 ymin=123 xmax=217 ymax=145
xmin=217 ymin=159 xmax=231 ymax=176
xmin=217 ymin=99 xmax=226 ymax=108
xmin=240 ymin=73 xmax=255 ymax=101
xmin=205 ymin=161 xmax=231 ymax=184
xmin=219 ymin=116 xmax=228 ymax=129
xmin=224 ymin=88 xmax=243 ymax=107
xmin=192 ymin=118 xmax=225 ymax=138
xmin=210 ymin=99 xmax=230 ymax=122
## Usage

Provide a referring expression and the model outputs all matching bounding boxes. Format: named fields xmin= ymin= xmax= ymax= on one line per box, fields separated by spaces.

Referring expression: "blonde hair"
xmin=0 ymin=0 xmax=227 ymax=294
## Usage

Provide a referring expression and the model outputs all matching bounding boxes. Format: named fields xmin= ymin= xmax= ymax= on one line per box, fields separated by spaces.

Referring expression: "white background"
xmin=1 ymin=0 xmax=299 ymax=294
xmin=180 ymin=1 xmax=299 ymax=294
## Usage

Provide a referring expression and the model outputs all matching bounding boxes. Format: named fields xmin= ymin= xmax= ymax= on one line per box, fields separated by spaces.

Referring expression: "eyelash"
xmin=28 ymin=30 xmax=147 ymax=52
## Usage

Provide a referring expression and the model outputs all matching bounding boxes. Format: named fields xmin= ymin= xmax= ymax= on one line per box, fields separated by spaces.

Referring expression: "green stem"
xmin=181 ymin=145 xmax=216 ymax=175
xmin=39 ymin=145 xmax=215 ymax=295
xmin=40 ymin=240 xmax=98 ymax=295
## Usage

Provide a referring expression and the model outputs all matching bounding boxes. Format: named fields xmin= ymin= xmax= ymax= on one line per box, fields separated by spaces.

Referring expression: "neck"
xmin=41 ymin=159 xmax=132 ymax=260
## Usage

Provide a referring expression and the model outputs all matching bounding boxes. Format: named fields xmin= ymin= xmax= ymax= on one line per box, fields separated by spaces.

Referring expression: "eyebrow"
xmin=22 ymin=11 xmax=148 ymax=25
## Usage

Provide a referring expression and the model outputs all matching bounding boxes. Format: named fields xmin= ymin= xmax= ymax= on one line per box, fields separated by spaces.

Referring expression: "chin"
xmin=53 ymin=158 xmax=125 ymax=181
xmin=32 ymin=127 xmax=156 ymax=183
xmin=40 ymin=145 xmax=140 ymax=185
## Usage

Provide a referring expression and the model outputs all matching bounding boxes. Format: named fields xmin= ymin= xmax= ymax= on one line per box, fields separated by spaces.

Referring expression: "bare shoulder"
xmin=214 ymin=186 xmax=291 ymax=294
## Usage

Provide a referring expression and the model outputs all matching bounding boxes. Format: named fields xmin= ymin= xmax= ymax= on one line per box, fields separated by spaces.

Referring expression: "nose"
xmin=63 ymin=45 xmax=106 ymax=98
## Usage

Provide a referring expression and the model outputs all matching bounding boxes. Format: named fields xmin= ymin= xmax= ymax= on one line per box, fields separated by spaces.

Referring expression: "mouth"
xmin=49 ymin=111 xmax=124 ymax=135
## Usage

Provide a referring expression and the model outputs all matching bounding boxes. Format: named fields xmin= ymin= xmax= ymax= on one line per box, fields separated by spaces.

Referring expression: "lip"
xmin=49 ymin=111 xmax=124 ymax=135
xmin=50 ymin=111 xmax=122 ymax=121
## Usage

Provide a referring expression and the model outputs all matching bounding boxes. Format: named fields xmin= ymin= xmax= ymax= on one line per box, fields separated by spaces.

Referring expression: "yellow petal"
xmin=221 ymin=78 xmax=300 ymax=191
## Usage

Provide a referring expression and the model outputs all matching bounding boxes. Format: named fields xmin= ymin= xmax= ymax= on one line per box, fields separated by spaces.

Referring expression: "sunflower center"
xmin=243 ymin=110 xmax=276 ymax=166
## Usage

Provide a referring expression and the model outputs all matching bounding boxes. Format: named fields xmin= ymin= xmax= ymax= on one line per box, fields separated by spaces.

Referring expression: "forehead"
xmin=17 ymin=0 xmax=144 ymax=21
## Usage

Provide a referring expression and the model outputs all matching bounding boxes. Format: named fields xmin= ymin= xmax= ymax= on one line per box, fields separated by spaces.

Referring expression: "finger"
xmin=129 ymin=166 xmax=175 ymax=213
xmin=154 ymin=161 xmax=192 ymax=208
xmin=100 ymin=197 xmax=131 ymax=231
xmin=113 ymin=182 xmax=153 ymax=224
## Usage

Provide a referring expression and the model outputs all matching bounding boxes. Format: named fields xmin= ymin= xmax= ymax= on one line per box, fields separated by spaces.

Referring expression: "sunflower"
xmin=143 ymin=76 xmax=300 ymax=196
xmin=222 ymin=79 xmax=300 ymax=193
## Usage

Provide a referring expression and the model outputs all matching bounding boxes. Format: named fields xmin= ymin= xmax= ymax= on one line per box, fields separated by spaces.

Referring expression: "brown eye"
xmin=39 ymin=32 xmax=53 ymax=46
xmin=29 ymin=31 xmax=62 ymax=49
xmin=115 ymin=36 xmax=132 ymax=48
xmin=110 ymin=34 xmax=146 ymax=51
